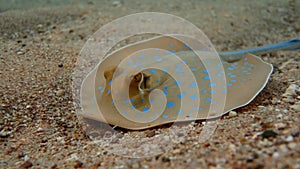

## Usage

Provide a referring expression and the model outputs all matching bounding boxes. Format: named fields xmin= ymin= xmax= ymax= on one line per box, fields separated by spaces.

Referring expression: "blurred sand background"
xmin=0 ymin=0 xmax=299 ymax=168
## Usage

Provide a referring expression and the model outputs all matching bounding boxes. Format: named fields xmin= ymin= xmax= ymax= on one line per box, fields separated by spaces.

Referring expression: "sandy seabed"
xmin=0 ymin=0 xmax=299 ymax=168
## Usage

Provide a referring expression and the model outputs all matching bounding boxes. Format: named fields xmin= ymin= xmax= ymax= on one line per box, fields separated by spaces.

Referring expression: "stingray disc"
xmin=80 ymin=35 xmax=273 ymax=130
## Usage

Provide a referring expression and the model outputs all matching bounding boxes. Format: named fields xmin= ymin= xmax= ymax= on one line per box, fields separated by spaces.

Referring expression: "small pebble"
xmin=284 ymin=135 xmax=293 ymax=142
xmin=17 ymin=51 xmax=24 ymax=55
xmin=272 ymin=152 xmax=280 ymax=158
xmin=56 ymin=89 xmax=64 ymax=96
xmin=287 ymin=142 xmax=297 ymax=149
xmin=282 ymin=84 xmax=299 ymax=97
xmin=274 ymin=123 xmax=286 ymax=129
xmin=37 ymin=127 xmax=44 ymax=132
xmin=229 ymin=111 xmax=237 ymax=117
xmin=276 ymin=114 xmax=283 ymax=118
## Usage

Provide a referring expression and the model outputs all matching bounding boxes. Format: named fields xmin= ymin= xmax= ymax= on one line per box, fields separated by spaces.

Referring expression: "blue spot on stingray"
xmin=137 ymin=113 xmax=142 ymax=118
xmin=149 ymin=69 xmax=156 ymax=74
xmin=176 ymin=63 xmax=181 ymax=68
xmin=162 ymin=114 xmax=168 ymax=119
xmin=134 ymin=62 xmax=140 ymax=67
xmin=193 ymin=107 xmax=198 ymax=111
xmin=150 ymin=88 xmax=154 ymax=91
xmin=200 ymin=107 xmax=204 ymax=111
xmin=217 ymin=73 xmax=222 ymax=77
xmin=171 ymin=50 xmax=176 ymax=54
xmin=156 ymin=79 xmax=160 ymax=83
xmin=227 ymin=67 xmax=234 ymax=71
xmin=190 ymin=94 xmax=197 ymax=100
xmin=177 ymin=110 xmax=183 ymax=115
xmin=205 ymin=97 xmax=211 ymax=102
xmin=165 ymin=51 xmax=170 ymax=55
xmin=174 ymin=81 xmax=182 ymax=86
xmin=111 ymin=100 xmax=114 ymax=105
xmin=162 ymin=68 xmax=168 ymax=73
xmin=231 ymin=79 xmax=236 ymax=83
xmin=107 ymin=89 xmax=111 ymax=94
xmin=139 ymin=55 xmax=145 ymax=59
xmin=163 ymin=86 xmax=168 ymax=90
xmin=209 ymin=83 xmax=216 ymax=87
xmin=227 ymin=83 xmax=233 ymax=87
xmin=156 ymin=58 xmax=163 ymax=62
xmin=201 ymin=89 xmax=207 ymax=94
xmin=163 ymin=91 xmax=168 ymax=96
xmin=109 ymin=80 xmax=112 ymax=85
xmin=123 ymin=112 xmax=128 ymax=116
xmin=182 ymin=91 xmax=187 ymax=95
xmin=204 ymin=76 xmax=210 ymax=80
xmin=150 ymin=99 xmax=155 ymax=103
xmin=143 ymin=107 xmax=149 ymax=113
xmin=132 ymin=105 xmax=136 ymax=109
xmin=223 ymin=90 xmax=228 ymax=93
xmin=183 ymin=60 xmax=187 ymax=64
xmin=190 ymin=82 xmax=197 ymax=88
xmin=141 ymin=99 xmax=145 ymax=103
xmin=191 ymin=67 xmax=196 ymax=72
xmin=169 ymin=43 xmax=174 ymax=48
xmin=210 ymin=90 xmax=215 ymax=94
xmin=167 ymin=102 xmax=175 ymax=108
xmin=203 ymin=69 xmax=210 ymax=74
xmin=176 ymin=69 xmax=183 ymax=73
xmin=98 ymin=86 xmax=102 ymax=90
xmin=177 ymin=93 xmax=183 ymax=99
xmin=229 ymin=75 xmax=236 ymax=78
xmin=148 ymin=116 xmax=153 ymax=119
xmin=153 ymin=55 xmax=159 ymax=59
xmin=130 ymin=99 xmax=134 ymax=103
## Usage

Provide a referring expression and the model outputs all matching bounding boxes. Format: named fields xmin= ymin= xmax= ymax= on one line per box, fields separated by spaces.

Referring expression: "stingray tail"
xmin=220 ymin=38 xmax=300 ymax=62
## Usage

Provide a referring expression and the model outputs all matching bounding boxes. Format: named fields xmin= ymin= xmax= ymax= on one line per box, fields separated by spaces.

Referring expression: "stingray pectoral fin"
xmin=80 ymin=67 xmax=108 ymax=123
xmin=222 ymin=53 xmax=273 ymax=114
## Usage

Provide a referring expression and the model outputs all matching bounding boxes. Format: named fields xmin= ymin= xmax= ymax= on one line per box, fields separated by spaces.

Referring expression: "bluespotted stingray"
xmin=80 ymin=36 xmax=300 ymax=130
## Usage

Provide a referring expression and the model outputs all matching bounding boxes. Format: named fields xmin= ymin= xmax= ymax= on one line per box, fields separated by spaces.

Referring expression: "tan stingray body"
xmin=80 ymin=35 xmax=273 ymax=130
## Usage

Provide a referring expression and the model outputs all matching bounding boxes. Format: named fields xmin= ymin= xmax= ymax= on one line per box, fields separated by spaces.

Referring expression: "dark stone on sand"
xmin=261 ymin=130 xmax=278 ymax=139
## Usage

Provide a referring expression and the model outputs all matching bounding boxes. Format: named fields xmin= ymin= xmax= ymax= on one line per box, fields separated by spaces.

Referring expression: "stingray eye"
xmin=133 ymin=73 xmax=142 ymax=82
